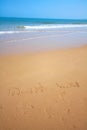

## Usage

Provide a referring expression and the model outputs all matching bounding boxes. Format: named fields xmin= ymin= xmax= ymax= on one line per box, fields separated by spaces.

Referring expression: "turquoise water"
xmin=0 ymin=17 xmax=87 ymax=32
xmin=0 ymin=17 xmax=87 ymax=54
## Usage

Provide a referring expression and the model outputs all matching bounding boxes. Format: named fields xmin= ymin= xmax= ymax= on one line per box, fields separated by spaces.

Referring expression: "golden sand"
xmin=0 ymin=45 xmax=87 ymax=130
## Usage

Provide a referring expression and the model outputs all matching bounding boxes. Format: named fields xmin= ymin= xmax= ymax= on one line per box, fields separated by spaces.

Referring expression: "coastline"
xmin=0 ymin=45 xmax=87 ymax=130
xmin=0 ymin=17 xmax=87 ymax=55
xmin=0 ymin=30 xmax=87 ymax=55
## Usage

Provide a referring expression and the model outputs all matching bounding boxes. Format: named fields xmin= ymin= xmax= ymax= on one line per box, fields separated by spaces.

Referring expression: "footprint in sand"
xmin=30 ymin=105 xmax=34 ymax=109
xmin=44 ymin=107 xmax=55 ymax=119
xmin=8 ymin=88 xmax=21 ymax=96
xmin=67 ymin=108 xmax=71 ymax=114
xmin=25 ymin=104 xmax=34 ymax=115
xmin=16 ymin=103 xmax=35 ymax=116
xmin=56 ymin=82 xmax=80 ymax=89
xmin=33 ymin=82 xmax=45 ymax=94
xmin=38 ymin=82 xmax=44 ymax=92
xmin=68 ymin=82 xmax=80 ymax=88
xmin=56 ymin=82 xmax=60 ymax=88
xmin=75 ymin=82 xmax=80 ymax=87
xmin=56 ymin=82 xmax=68 ymax=88
xmin=68 ymin=82 xmax=74 ymax=88
xmin=57 ymin=90 xmax=66 ymax=102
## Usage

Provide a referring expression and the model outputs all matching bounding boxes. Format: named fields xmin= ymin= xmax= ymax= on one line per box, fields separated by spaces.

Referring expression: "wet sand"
xmin=0 ymin=45 xmax=87 ymax=130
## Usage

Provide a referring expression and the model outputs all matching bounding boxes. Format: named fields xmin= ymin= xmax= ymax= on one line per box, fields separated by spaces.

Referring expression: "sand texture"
xmin=0 ymin=46 xmax=87 ymax=130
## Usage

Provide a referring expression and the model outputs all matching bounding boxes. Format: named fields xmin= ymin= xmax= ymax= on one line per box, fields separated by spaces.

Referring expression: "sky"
xmin=0 ymin=0 xmax=87 ymax=19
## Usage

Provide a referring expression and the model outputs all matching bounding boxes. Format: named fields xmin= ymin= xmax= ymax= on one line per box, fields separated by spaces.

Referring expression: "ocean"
xmin=0 ymin=17 xmax=87 ymax=54
xmin=0 ymin=17 xmax=87 ymax=32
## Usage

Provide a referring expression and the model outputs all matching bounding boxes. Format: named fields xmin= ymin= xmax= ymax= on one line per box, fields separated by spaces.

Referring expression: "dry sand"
xmin=0 ymin=45 xmax=87 ymax=130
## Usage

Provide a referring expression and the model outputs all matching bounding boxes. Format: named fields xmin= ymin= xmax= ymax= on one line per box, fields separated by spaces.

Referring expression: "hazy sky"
xmin=0 ymin=0 xmax=87 ymax=19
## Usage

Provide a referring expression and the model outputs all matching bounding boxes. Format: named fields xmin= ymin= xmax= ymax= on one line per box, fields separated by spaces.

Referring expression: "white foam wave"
xmin=0 ymin=31 xmax=22 ymax=34
xmin=0 ymin=24 xmax=87 ymax=35
xmin=24 ymin=24 xmax=87 ymax=29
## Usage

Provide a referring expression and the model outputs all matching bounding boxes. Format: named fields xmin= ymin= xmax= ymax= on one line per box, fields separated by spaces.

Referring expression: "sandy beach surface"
xmin=0 ymin=45 xmax=87 ymax=130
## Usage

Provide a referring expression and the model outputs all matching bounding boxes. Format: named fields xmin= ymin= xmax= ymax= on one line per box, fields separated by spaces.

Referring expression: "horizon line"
xmin=0 ymin=16 xmax=87 ymax=20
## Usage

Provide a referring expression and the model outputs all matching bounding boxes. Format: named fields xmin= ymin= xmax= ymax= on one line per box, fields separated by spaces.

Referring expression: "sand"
xmin=0 ymin=45 xmax=87 ymax=130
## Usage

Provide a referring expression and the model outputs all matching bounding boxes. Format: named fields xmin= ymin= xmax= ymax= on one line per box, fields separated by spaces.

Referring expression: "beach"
xmin=0 ymin=44 xmax=87 ymax=130
xmin=0 ymin=0 xmax=87 ymax=128
xmin=0 ymin=17 xmax=87 ymax=130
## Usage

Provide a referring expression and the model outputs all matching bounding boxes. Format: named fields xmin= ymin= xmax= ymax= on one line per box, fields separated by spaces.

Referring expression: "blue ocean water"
xmin=0 ymin=17 xmax=87 ymax=54
xmin=0 ymin=17 xmax=87 ymax=33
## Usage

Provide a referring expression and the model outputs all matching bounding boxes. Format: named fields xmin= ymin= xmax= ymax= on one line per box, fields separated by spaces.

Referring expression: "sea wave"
xmin=24 ymin=24 xmax=87 ymax=29
xmin=0 ymin=24 xmax=87 ymax=34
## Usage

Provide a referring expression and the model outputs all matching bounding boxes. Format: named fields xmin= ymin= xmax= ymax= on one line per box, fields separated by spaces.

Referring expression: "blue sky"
xmin=0 ymin=0 xmax=87 ymax=19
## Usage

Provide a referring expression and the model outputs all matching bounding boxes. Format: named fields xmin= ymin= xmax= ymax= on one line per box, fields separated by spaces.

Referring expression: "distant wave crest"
xmin=0 ymin=24 xmax=87 ymax=34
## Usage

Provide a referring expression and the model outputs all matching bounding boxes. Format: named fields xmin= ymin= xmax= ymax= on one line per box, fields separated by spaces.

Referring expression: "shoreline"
xmin=0 ymin=30 xmax=87 ymax=55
